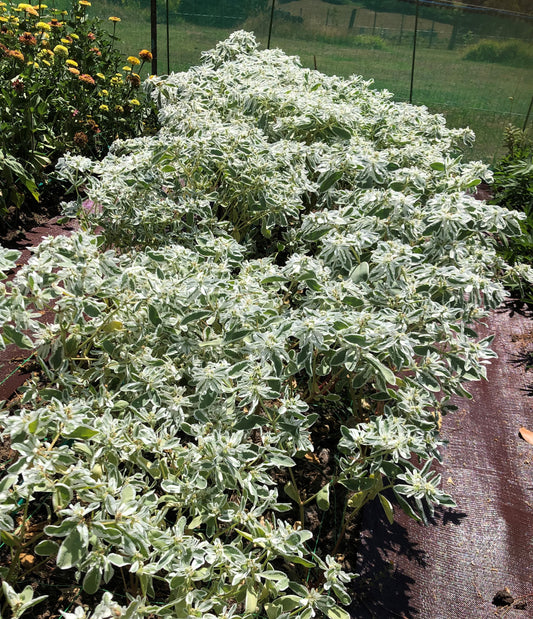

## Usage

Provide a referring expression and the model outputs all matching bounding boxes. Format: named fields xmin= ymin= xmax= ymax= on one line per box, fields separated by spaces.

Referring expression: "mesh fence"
xmin=80 ymin=0 xmax=532 ymax=162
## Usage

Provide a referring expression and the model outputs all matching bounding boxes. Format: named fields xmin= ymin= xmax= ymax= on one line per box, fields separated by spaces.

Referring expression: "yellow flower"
xmin=41 ymin=59 xmax=50 ymax=66
xmin=70 ymin=32 xmax=79 ymax=40
xmin=27 ymin=60 xmax=38 ymax=68
xmin=53 ymin=44 xmax=68 ymax=57
xmin=99 ymin=89 xmax=108 ymax=96
xmin=17 ymin=3 xmax=38 ymax=16
xmin=96 ymin=73 xmax=105 ymax=80
xmin=127 ymin=55 xmax=140 ymax=66
xmin=128 ymin=98 xmax=140 ymax=106
xmin=115 ymin=104 xmax=124 ymax=113
xmin=36 ymin=21 xmax=50 ymax=30
xmin=110 ymin=76 xmax=123 ymax=86
xmin=0 ymin=17 xmax=7 ymax=22
xmin=78 ymin=0 xmax=91 ymax=5
xmin=60 ymin=38 xmax=71 ymax=44
xmin=108 ymin=16 xmax=120 ymax=22
xmin=99 ymin=104 xmax=109 ymax=111
xmin=66 ymin=59 xmax=78 ymax=67
xmin=122 ymin=65 xmax=131 ymax=72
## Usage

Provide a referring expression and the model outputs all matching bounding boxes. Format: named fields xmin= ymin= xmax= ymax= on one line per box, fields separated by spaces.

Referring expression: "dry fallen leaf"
xmin=19 ymin=552 xmax=35 ymax=568
xmin=519 ymin=427 xmax=533 ymax=446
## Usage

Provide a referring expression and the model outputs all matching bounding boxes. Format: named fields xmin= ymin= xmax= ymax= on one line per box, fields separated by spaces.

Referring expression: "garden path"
xmin=352 ymin=300 xmax=533 ymax=618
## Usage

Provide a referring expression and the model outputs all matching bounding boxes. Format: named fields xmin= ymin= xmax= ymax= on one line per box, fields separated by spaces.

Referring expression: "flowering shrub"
xmin=1 ymin=31 xmax=533 ymax=618
xmin=0 ymin=0 xmax=157 ymax=220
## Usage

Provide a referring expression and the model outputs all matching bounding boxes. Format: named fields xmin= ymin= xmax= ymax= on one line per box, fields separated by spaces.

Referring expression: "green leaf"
xmin=234 ymin=414 xmax=265 ymax=430
xmin=393 ymin=489 xmax=421 ymax=522
xmin=365 ymin=354 xmax=397 ymax=386
xmin=344 ymin=333 xmax=367 ymax=347
xmin=64 ymin=426 xmax=98 ymax=440
xmin=316 ymin=482 xmax=330 ymax=511
xmin=284 ymin=481 xmax=300 ymax=502
xmin=349 ymin=262 xmax=369 ymax=284
xmin=327 ymin=606 xmax=352 ymax=619
xmin=378 ymin=493 xmax=394 ymax=525
xmin=52 ymin=483 xmax=73 ymax=511
xmin=270 ymin=453 xmax=296 ymax=467
xmin=245 ymin=587 xmax=258 ymax=614
xmin=56 ymin=525 xmax=88 ymax=569
xmin=342 ymin=295 xmax=364 ymax=307
xmin=331 ymin=124 xmax=352 ymax=140
xmin=430 ymin=161 xmax=445 ymax=171
xmin=0 ymin=531 xmax=21 ymax=549
xmin=181 ymin=310 xmax=212 ymax=326
xmin=82 ymin=566 xmax=102 ymax=595
xmin=148 ymin=304 xmax=161 ymax=326
xmin=3 ymin=324 xmax=33 ymax=350
xmin=225 ymin=328 xmax=250 ymax=343
xmin=319 ymin=170 xmax=343 ymax=193
xmin=282 ymin=555 xmax=315 ymax=568
xmin=34 ymin=540 xmax=60 ymax=557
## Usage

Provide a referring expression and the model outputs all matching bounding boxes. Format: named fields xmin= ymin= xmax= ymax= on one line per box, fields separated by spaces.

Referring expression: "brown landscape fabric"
xmin=351 ymin=302 xmax=533 ymax=618
xmin=1 ymin=218 xmax=532 ymax=618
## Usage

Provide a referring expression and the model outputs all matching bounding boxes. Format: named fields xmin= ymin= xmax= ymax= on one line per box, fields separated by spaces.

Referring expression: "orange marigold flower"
xmin=139 ymin=49 xmax=152 ymax=61
xmin=108 ymin=16 xmax=120 ymax=22
xmin=68 ymin=67 xmax=80 ymax=75
xmin=23 ymin=6 xmax=38 ymax=16
xmin=18 ymin=31 xmax=37 ymax=45
xmin=87 ymin=31 xmax=96 ymax=40
xmin=89 ymin=46 xmax=101 ymax=56
xmin=48 ymin=18 xmax=62 ymax=27
xmin=7 ymin=49 xmax=24 ymax=62
xmin=78 ymin=73 xmax=95 ymax=85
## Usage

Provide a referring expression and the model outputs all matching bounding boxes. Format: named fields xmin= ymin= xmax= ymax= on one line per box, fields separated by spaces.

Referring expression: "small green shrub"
xmin=491 ymin=125 xmax=533 ymax=297
xmin=463 ymin=38 xmax=533 ymax=67
xmin=0 ymin=1 xmax=158 ymax=222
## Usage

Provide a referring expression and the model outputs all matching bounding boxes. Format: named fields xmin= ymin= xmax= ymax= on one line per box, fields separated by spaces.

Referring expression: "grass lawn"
xmin=83 ymin=0 xmax=532 ymax=162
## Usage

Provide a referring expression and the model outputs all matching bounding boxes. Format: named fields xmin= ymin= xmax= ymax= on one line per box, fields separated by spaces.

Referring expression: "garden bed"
xmin=1 ymin=29 xmax=533 ymax=619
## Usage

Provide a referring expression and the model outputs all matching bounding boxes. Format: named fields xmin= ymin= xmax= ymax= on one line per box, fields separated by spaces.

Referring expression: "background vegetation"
xmin=70 ymin=0 xmax=533 ymax=164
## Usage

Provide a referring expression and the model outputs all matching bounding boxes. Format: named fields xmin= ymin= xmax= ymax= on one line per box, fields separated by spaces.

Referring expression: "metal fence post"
xmin=267 ymin=0 xmax=276 ymax=49
xmin=151 ymin=0 xmax=157 ymax=75
xmin=166 ymin=0 xmax=170 ymax=74
xmin=409 ymin=0 xmax=420 ymax=104
xmin=523 ymin=94 xmax=533 ymax=132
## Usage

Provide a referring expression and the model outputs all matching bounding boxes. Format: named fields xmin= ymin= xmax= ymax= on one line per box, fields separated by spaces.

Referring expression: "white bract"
xmin=1 ymin=31 xmax=531 ymax=618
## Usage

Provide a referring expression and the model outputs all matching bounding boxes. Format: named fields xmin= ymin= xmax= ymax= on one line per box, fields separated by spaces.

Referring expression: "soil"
xmin=0 ymin=184 xmax=65 ymax=249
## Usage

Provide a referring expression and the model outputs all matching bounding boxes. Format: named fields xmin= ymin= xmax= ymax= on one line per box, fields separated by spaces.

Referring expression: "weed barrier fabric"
xmin=351 ymin=303 xmax=533 ymax=618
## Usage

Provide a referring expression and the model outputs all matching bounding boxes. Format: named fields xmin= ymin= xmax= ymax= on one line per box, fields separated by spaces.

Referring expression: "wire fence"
xmin=88 ymin=0 xmax=533 ymax=161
